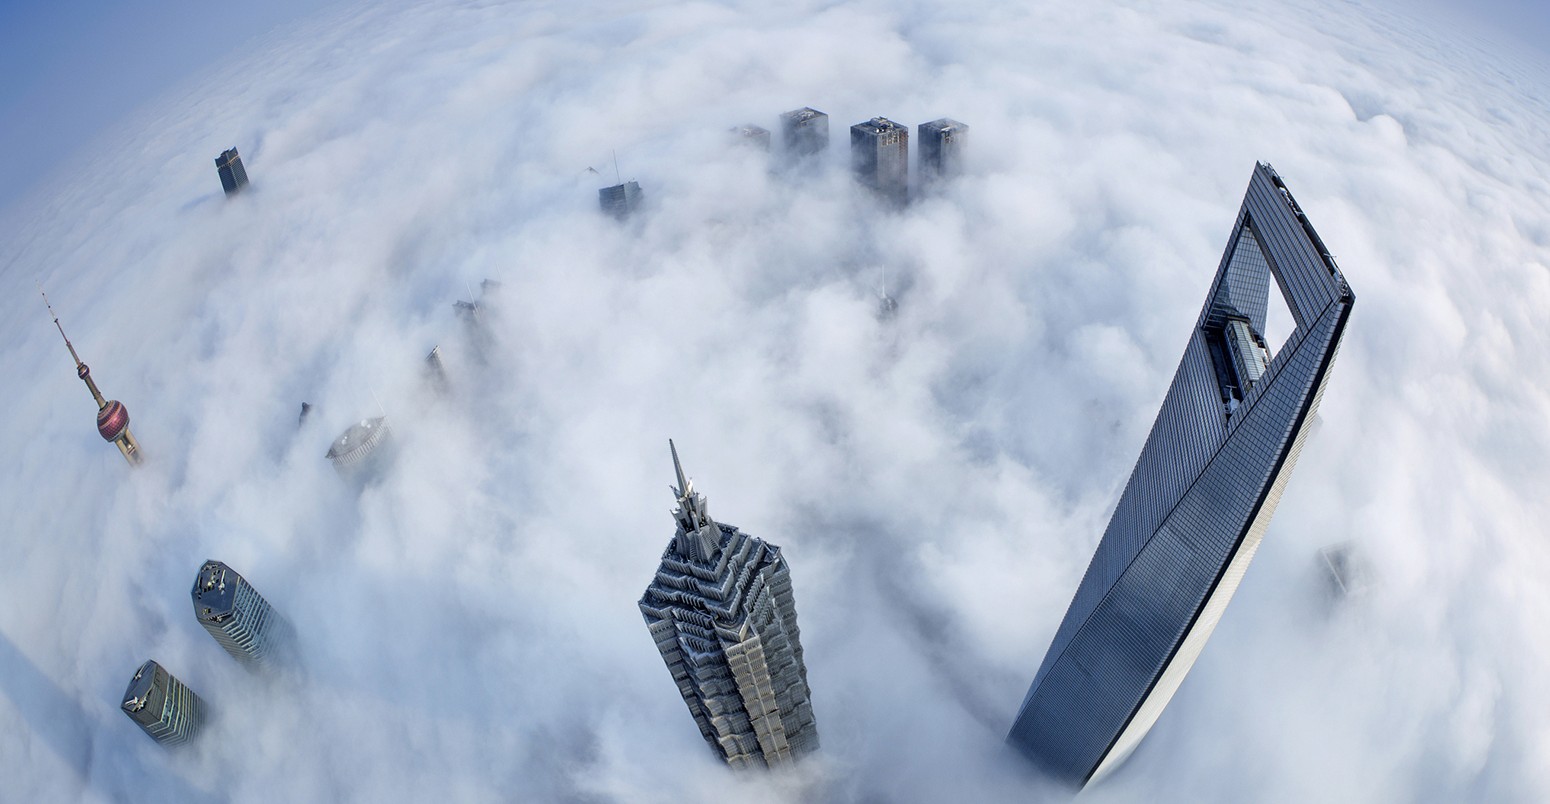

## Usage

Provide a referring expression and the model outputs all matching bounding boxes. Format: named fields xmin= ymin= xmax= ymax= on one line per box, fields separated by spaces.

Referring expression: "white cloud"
xmin=1 ymin=0 xmax=1548 ymax=800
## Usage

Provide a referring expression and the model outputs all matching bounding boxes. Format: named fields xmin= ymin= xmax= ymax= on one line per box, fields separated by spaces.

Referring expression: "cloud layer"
xmin=1 ymin=0 xmax=1548 ymax=800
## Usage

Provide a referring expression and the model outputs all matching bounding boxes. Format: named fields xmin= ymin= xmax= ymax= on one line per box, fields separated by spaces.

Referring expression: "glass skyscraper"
xmin=121 ymin=660 xmax=205 ymax=747
xmin=1008 ymin=163 xmax=1356 ymax=786
xmin=216 ymin=148 xmax=249 ymax=196
xmin=850 ymin=117 xmax=909 ymax=206
xmin=779 ymin=107 xmax=829 ymax=158
xmin=639 ymin=441 xmax=819 ymax=768
xmin=192 ymin=560 xmax=293 ymax=669
xmin=917 ymin=118 xmax=968 ymax=186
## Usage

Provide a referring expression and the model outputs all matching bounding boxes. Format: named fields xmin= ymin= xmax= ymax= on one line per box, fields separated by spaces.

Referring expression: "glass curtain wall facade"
xmin=1008 ymin=163 xmax=1356 ymax=786
xmin=192 ymin=560 xmax=292 ymax=669
xmin=121 ymin=660 xmax=205 ymax=747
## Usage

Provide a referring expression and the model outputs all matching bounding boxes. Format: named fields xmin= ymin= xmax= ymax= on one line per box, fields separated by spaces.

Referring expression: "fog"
xmin=1 ymin=0 xmax=1548 ymax=800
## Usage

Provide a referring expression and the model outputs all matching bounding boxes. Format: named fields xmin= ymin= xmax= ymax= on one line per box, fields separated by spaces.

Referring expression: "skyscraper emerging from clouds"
xmin=917 ymin=118 xmax=968 ymax=186
xmin=779 ymin=107 xmax=829 ymax=158
xmin=216 ymin=148 xmax=249 ymax=196
xmin=1008 ymin=163 xmax=1355 ymax=786
xmin=121 ymin=660 xmax=205 ymax=747
xmin=850 ymin=117 xmax=909 ymax=206
xmin=732 ymin=124 xmax=771 ymax=151
xmin=326 ymin=416 xmax=393 ymax=478
xmin=599 ymin=180 xmax=643 ymax=219
xmin=639 ymin=441 xmax=819 ymax=768
xmin=192 ymin=560 xmax=293 ymax=669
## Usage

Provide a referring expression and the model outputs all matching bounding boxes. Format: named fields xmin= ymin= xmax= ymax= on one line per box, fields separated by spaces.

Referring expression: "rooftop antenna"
xmin=37 ymin=282 xmax=85 ymax=368
xmin=612 ymin=150 xmax=622 ymax=185
xmin=370 ymin=387 xmax=387 ymax=418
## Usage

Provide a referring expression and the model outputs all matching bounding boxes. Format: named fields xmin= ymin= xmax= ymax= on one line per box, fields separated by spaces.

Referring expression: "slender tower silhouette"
xmin=41 ymin=290 xmax=143 ymax=466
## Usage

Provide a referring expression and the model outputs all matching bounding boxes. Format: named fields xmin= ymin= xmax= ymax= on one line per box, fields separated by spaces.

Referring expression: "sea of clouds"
xmin=1 ymin=0 xmax=1548 ymax=800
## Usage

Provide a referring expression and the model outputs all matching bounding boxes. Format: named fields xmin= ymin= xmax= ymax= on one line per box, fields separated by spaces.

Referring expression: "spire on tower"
xmin=668 ymin=440 xmax=720 ymax=561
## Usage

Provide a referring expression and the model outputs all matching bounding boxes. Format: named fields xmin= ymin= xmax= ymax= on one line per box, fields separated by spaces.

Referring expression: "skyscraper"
xmin=192 ymin=560 xmax=293 ymax=669
xmin=779 ymin=107 xmax=829 ymax=158
xmin=326 ymin=416 xmax=393 ymax=478
xmin=40 ymin=290 xmax=143 ymax=466
xmin=639 ymin=441 xmax=819 ymax=768
xmin=425 ymin=345 xmax=450 ymax=393
xmin=1008 ymin=163 xmax=1356 ymax=786
xmin=216 ymin=148 xmax=249 ymax=196
xmin=599 ymin=181 xmax=643 ymax=219
xmin=917 ymin=118 xmax=968 ymax=186
xmin=732 ymin=124 xmax=771 ymax=151
xmin=121 ymin=660 xmax=205 ymax=747
xmin=850 ymin=117 xmax=909 ymax=206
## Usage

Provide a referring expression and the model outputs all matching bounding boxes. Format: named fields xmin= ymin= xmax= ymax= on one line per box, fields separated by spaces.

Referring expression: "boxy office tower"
xmin=216 ymin=148 xmax=249 ymax=196
xmin=1008 ymin=163 xmax=1355 ymax=786
xmin=121 ymin=660 xmax=205 ymax=747
xmin=192 ymin=560 xmax=293 ymax=669
xmin=850 ymin=117 xmax=909 ymax=206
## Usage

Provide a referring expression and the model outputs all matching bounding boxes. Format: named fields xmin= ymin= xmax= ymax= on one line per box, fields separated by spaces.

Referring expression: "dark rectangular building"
xmin=851 ymin=117 xmax=909 ymax=206
xmin=918 ymin=118 xmax=968 ymax=186
xmin=216 ymin=148 xmax=249 ymax=196
xmin=732 ymin=124 xmax=771 ymax=151
xmin=599 ymin=181 xmax=643 ymax=219
xmin=779 ymin=108 xmax=829 ymax=158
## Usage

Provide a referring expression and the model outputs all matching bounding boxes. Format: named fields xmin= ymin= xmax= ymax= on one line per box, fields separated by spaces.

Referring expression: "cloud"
xmin=1 ymin=0 xmax=1548 ymax=800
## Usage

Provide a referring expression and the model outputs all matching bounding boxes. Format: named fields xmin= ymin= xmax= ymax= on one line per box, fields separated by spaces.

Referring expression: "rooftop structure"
xmin=425 ymin=345 xmax=450 ymax=393
xmin=216 ymin=148 xmax=249 ymax=196
xmin=732 ymin=124 xmax=771 ymax=151
xmin=121 ymin=660 xmax=204 ymax=747
xmin=192 ymin=560 xmax=293 ymax=669
xmin=600 ymin=181 xmax=643 ymax=220
xmin=1316 ymin=542 xmax=1372 ymax=599
xmin=298 ymin=402 xmax=313 ymax=428
xmin=40 ymin=289 xmax=143 ymax=466
xmin=779 ymin=107 xmax=829 ymax=158
xmin=851 ymin=117 xmax=909 ymax=206
xmin=326 ymin=416 xmax=392 ymax=478
xmin=639 ymin=441 xmax=819 ymax=768
xmin=1008 ymin=163 xmax=1356 ymax=787
xmin=917 ymin=118 xmax=969 ymax=187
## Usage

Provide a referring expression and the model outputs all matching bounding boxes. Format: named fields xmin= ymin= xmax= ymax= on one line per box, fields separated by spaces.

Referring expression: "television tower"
xmin=40 ymin=289 xmax=143 ymax=466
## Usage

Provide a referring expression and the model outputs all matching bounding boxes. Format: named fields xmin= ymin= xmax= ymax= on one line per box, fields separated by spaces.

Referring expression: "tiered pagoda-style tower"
xmin=42 ymin=291 xmax=143 ymax=466
xmin=639 ymin=441 xmax=819 ymax=768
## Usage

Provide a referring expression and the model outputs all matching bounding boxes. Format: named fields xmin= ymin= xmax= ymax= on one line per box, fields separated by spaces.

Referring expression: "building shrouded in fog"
xmin=216 ymin=148 xmax=249 ymax=196
xmin=639 ymin=441 xmax=819 ymax=768
xmin=41 ymin=291 xmax=143 ymax=466
xmin=192 ymin=560 xmax=293 ymax=669
xmin=917 ymin=118 xmax=968 ymax=186
xmin=326 ymin=416 xmax=392 ymax=477
xmin=599 ymin=181 xmax=643 ymax=219
xmin=850 ymin=117 xmax=909 ymax=206
xmin=779 ymin=107 xmax=829 ymax=158
xmin=121 ymin=660 xmax=204 ymax=747
xmin=1008 ymin=163 xmax=1356 ymax=787
xmin=732 ymin=124 xmax=771 ymax=151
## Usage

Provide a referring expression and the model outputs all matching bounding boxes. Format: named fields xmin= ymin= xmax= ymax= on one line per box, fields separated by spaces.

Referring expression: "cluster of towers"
xmin=121 ymin=561 xmax=291 ymax=746
xmin=42 ymin=137 xmax=1356 ymax=791
xmin=595 ymin=108 xmax=968 ymax=218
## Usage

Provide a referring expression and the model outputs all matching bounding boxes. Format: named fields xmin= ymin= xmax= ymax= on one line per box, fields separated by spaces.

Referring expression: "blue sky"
xmin=0 ymin=0 xmax=1547 ymax=215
